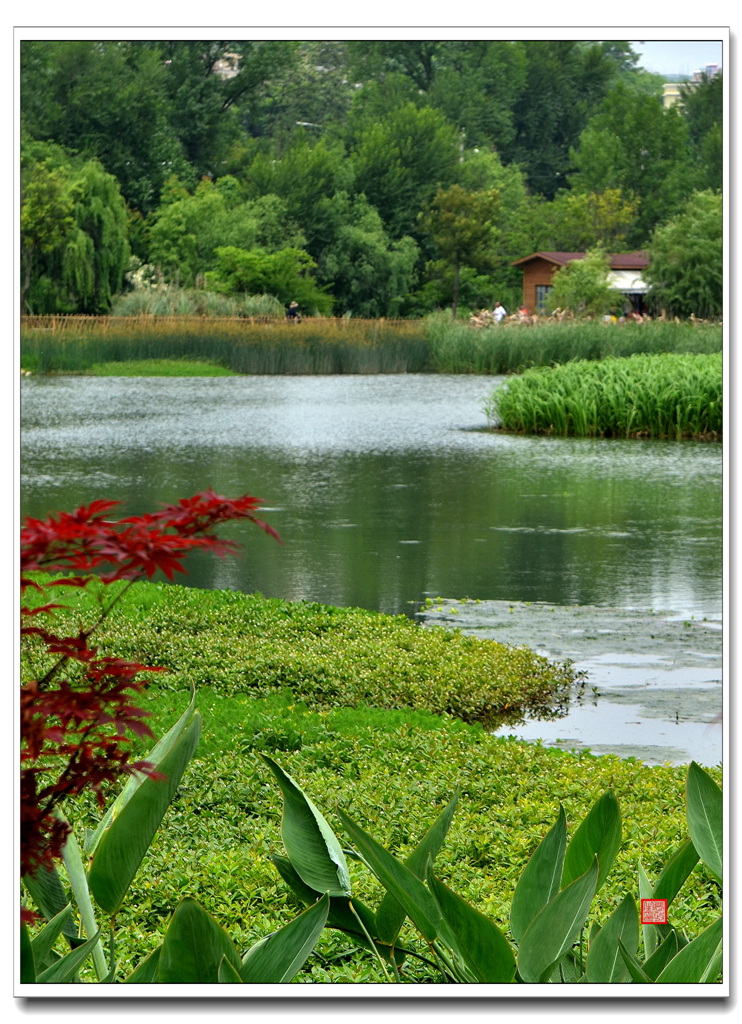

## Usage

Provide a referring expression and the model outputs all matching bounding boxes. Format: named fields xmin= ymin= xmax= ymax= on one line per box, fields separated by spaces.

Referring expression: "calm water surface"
xmin=21 ymin=375 xmax=723 ymax=764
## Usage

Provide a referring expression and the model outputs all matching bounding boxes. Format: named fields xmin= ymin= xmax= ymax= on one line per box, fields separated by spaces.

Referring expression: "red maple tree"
xmin=20 ymin=490 xmax=279 ymax=881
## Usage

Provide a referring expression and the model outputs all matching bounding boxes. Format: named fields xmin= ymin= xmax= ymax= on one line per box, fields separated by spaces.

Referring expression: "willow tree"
xmin=21 ymin=140 xmax=130 ymax=313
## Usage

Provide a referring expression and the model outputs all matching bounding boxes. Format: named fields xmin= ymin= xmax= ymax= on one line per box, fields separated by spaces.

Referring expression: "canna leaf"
xmin=123 ymin=945 xmax=162 ymax=983
xmin=85 ymin=688 xmax=198 ymax=855
xmin=517 ymin=856 xmax=599 ymax=983
xmin=35 ymin=931 xmax=101 ymax=983
xmin=337 ymin=808 xmax=442 ymax=942
xmin=685 ymin=762 xmax=723 ymax=883
xmin=375 ymin=791 xmax=458 ymax=945
xmin=28 ymin=905 xmax=74 ymax=973
xmin=562 ymin=791 xmax=621 ymax=892
xmin=240 ymin=894 xmax=329 ymax=983
xmin=585 ymin=894 xmax=638 ymax=982
xmin=428 ymin=870 xmax=516 ymax=983
xmin=22 ymin=866 xmax=80 ymax=947
xmin=654 ymin=916 xmax=723 ymax=984
xmin=653 ymin=839 xmax=700 ymax=903
xmin=617 ymin=940 xmax=652 ymax=983
xmin=510 ymin=805 xmax=567 ymax=943
xmin=88 ymin=712 xmax=201 ymax=915
xmin=643 ymin=930 xmax=680 ymax=980
xmin=20 ymin=925 xmax=36 ymax=984
xmin=158 ymin=897 xmax=242 ymax=983
xmin=218 ymin=957 xmax=244 ymax=983
xmin=261 ymin=756 xmax=351 ymax=896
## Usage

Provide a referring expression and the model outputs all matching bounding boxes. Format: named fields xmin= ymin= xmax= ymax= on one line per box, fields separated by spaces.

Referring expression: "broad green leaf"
xmin=36 ymin=931 xmax=101 ymax=983
xmin=123 ymin=945 xmax=162 ymax=983
xmin=270 ymin=854 xmax=396 ymax=960
xmin=643 ymin=930 xmax=680 ymax=980
xmin=517 ymin=857 xmax=598 ymax=983
xmin=337 ymin=808 xmax=442 ymax=942
xmin=85 ymin=689 xmax=198 ymax=855
xmin=655 ymin=916 xmax=723 ymax=984
xmin=56 ymin=814 xmax=108 ymax=980
xmin=20 ymin=925 xmax=36 ymax=984
xmin=158 ymin=896 xmax=242 ymax=983
xmin=618 ymin=940 xmax=652 ymax=983
xmin=428 ymin=871 xmax=516 ymax=983
xmin=562 ymin=791 xmax=621 ymax=892
xmin=685 ymin=762 xmax=723 ymax=883
xmin=653 ymin=839 xmax=700 ymax=903
xmin=261 ymin=755 xmax=351 ymax=896
xmin=510 ymin=805 xmax=567 ymax=943
xmin=29 ymin=905 xmax=74 ymax=972
xmin=88 ymin=712 xmax=201 ymax=915
xmin=638 ymin=861 xmax=657 ymax=958
xmin=240 ymin=894 xmax=329 ymax=983
xmin=586 ymin=894 xmax=638 ymax=982
xmin=218 ymin=956 xmax=244 ymax=983
xmin=375 ymin=792 xmax=458 ymax=945
xmin=23 ymin=866 xmax=80 ymax=947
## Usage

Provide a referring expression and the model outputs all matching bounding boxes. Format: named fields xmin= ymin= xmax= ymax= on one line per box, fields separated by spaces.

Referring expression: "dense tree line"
xmin=20 ymin=39 xmax=723 ymax=317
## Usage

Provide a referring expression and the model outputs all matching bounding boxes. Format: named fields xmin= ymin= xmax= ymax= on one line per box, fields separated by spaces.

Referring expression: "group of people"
xmin=493 ymin=302 xmax=531 ymax=323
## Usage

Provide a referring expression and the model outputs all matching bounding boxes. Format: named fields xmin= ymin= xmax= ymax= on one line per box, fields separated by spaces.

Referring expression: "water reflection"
xmin=20 ymin=375 xmax=722 ymax=618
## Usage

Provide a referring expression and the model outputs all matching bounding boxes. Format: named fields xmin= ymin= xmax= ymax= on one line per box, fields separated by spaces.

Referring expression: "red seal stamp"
xmin=641 ymin=898 xmax=668 ymax=925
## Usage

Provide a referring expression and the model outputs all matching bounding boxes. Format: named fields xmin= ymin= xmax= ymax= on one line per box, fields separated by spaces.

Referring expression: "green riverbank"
xmin=23 ymin=577 xmax=722 ymax=981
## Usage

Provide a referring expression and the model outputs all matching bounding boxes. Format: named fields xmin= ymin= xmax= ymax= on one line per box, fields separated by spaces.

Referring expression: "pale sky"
xmin=630 ymin=39 xmax=724 ymax=76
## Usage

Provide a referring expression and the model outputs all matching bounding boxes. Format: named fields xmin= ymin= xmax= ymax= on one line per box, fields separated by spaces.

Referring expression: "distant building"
xmin=662 ymin=63 xmax=720 ymax=109
xmin=512 ymin=251 xmax=650 ymax=313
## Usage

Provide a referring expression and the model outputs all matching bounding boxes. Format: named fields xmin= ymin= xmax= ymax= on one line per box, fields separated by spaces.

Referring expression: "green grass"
xmin=486 ymin=352 xmax=722 ymax=439
xmin=23 ymin=575 xmax=722 ymax=981
xmin=86 ymin=358 xmax=236 ymax=376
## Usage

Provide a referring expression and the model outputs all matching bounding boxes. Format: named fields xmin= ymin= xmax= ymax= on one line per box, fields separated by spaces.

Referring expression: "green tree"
xmin=350 ymin=103 xmax=460 ymax=238
xmin=644 ymin=191 xmax=723 ymax=319
xmin=680 ymin=72 xmax=723 ymax=192
xmin=20 ymin=41 xmax=190 ymax=213
xmin=568 ymin=83 xmax=695 ymax=243
xmin=205 ymin=246 xmax=333 ymax=314
xmin=546 ymin=247 xmax=615 ymax=317
xmin=148 ymin=177 xmax=304 ymax=287
xmin=419 ymin=185 xmax=501 ymax=317
xmin=314 ymin=193 xmax=419 ymax=317
xmin=501 ymin=41 xmax=622 ymax=199
xmin=528 ymin=188 xmax=640 ymax=252
xmin=21 ymin=140 xmax=130 ymax=314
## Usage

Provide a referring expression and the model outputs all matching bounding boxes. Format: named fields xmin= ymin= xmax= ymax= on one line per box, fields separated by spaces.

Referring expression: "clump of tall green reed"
xmin=21 ymin=317 xmax=430 ymax=375
xmin=110 ymin=288 xmax=286 ymax=318
xmin=426 ymin=313 xmax=722 ymax=375
xmin=485 ymin=352 xmax=722 ymax=440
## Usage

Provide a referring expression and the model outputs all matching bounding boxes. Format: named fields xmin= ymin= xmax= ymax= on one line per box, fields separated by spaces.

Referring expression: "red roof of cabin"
xmin=512 ymin=251 xmax=649 ymax=269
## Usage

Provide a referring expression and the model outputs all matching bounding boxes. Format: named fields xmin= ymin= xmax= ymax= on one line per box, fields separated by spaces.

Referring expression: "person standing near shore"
xmin=286 ymin=301 xmax=301 ymax=322
xmin=493 ymin=301 xmax=507 ymax=323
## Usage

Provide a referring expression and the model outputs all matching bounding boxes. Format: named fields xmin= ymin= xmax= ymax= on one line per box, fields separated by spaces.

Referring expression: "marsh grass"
xmin=86 ymin=359 xmax=236 ymax=376
xmin=21 ymin=316 xmax=429 ymax=375
xmin=427 ymin=315 xmax=722 ymax=375
xmin=486 ymin=352 xmax=722 ymax=439
xmin=21 ymin=314 xmax=721 ymax=377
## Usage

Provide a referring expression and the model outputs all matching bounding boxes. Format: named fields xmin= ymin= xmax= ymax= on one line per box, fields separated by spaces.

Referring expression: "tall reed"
xmin=21 ymin=317 xmax=430 ymax=375
xmin=485 ymin=352 xmax=722 ymax=440
xmin=427 ymin=314 xmax=722 ymax=375
xmin=21 ymin=314 xmax=722 ymax=378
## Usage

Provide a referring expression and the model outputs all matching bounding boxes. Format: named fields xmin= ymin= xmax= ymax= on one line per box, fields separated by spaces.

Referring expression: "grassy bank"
xmin=486 ymin=352 xmax=722 ymax=440
xmin=20 ymin=315 xmax=721 ymax=376
xmin=23 ymin=577 xmax=722 ymax=981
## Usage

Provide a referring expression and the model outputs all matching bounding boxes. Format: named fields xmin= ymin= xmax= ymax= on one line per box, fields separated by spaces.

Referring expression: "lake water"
xmin=20 ymin=375 xmax=723 ymax=765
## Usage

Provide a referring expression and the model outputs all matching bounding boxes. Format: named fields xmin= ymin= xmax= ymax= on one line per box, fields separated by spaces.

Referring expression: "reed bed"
xmin=20 ymin=316 xmax=429 ymax=376
xmin=427 ymin=315 xmax=722 ymax=375
xmin=21 ymin=314 xmax=722 ymax=377
xmin=485 ymin=352 xmax=722 ymax=440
